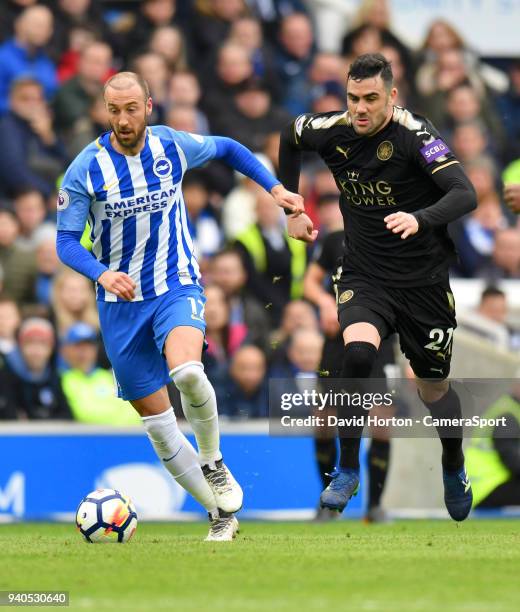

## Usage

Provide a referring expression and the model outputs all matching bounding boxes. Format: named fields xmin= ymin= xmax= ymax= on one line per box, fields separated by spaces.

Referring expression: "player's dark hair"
xmin=480 ymin=286 xmax=505 ymax=301
xmin=347 ymin=53 xmax=393 ymax=90
xmin=103 ymin=71 xmax=150 ymax=102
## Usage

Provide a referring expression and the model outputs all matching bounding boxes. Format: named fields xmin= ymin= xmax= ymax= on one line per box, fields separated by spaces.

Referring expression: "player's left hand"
xmin=384 ymin=212 xmax=419 ymax=240
xmin=271 ymin=184 xmax=305 ymax=214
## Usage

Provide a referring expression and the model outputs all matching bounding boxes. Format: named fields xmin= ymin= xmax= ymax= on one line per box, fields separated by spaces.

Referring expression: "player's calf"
xmin=171 ymin=361 xmax=243 ymax=513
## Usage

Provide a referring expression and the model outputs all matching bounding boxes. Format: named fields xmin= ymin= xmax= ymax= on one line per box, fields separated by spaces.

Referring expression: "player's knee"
xmin=170 ymin=361 xmax=206 ymax=393
xmin=342 ymin=341 xmax=378 ymax=378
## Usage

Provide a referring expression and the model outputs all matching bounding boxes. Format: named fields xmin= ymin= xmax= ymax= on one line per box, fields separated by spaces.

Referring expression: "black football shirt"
xmin=280 ymin=106 xmax=475 ymax=287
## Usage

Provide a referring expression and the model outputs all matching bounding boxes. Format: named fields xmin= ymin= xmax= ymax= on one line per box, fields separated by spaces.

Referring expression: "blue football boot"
xmin=320 ymin=469 xmax=360 ymax=512
xmin=443 ymin=466 xmax=473 ymax=521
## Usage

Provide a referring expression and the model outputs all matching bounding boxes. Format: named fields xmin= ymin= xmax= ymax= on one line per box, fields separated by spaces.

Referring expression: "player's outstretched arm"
xmin=211 ymin=136 xmax=304 ymax=214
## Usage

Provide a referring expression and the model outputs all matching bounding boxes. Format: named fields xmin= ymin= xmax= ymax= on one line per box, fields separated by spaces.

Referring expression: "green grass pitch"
xmin=1 ymin=520 xmax=519 ymax=611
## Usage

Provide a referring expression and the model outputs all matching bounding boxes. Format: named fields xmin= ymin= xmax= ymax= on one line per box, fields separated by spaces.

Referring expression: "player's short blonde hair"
xmin=103 ymin=72 xmax=150 ymax=102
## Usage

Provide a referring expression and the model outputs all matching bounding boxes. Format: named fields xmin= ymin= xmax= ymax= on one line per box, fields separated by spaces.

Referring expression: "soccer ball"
xmin=76 ymin=488 xmax=138 ymax=543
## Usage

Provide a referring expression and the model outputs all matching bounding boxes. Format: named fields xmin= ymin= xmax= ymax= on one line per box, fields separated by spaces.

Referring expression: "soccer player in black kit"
xmin=279 ymin=53 xmax=477 ymax=521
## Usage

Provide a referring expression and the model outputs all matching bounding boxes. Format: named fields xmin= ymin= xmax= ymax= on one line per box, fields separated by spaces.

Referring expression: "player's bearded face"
xmin=106 ymin=84 xmax=151 ymax=152
xmin=347 ymin=76 xmax=396 ymax=136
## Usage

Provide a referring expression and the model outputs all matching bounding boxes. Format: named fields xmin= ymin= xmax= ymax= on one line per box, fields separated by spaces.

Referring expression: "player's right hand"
xmin=97 ymin=270 xmax=136 ymax=301
xmin=287 ymin=212 xmax=318 ymax=243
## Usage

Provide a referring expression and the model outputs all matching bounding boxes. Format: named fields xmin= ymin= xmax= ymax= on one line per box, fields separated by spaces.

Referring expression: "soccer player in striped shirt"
xmin=56 ymin=72 xmax=304 ymax=541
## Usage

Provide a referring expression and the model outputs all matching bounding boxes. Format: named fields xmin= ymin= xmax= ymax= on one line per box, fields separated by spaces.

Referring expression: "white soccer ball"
xmin=76 ymin=488 xmax=138 ymax=543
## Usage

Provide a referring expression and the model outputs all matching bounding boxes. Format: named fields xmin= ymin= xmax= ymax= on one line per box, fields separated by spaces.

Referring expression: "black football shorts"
xmin=336 ymin=271 xmax=457 ymax=379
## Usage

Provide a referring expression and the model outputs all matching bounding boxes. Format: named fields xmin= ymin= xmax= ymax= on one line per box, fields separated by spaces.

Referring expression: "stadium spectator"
xmin=210 ymin=77 xmax=290 ymax=152
xmin=417 ymin=20 xmax=508 ymax=97
xmin=306 ymin=53 xmax=346 ymax=113
xmin=483 ymin=228 xmax=520 ymax=281
xmin=451 ymin=160 xmax=508 ymax=277
xmin=310 ymin=80 xmax=345 ymax=115
xmin=228 ymin=16 xmax=281 ymax=100
xmin=183 ymin=170 xmax=223 ymax=262
xmin=0 ymin=317 xmax=72 ymax=420
xmin=380 ymin=44 xmax=418 ymax=110
xmin=496 ymin=60 xmax=520 ymax=160
xmin=234 ymin=186 xmax=307 ymax=326
xmin=66 ymin=91 xmax=109 ymax=157
xmin=120 ymin=0 xmax=178 ymax=61
xmin=0 ymin=298 xmax=21 ymax=355
xmin=473 ymin=285 xmax=520 ymax=353
xmin=133 ymin=52 xmax=170 ymax=125
xmin=451 ymin=121 xmax=497 ymax=172
xmin=504 ymin=183 xmax=520 ymax=215
xmin=502 ymin=159 xmax=520 ymax=215
xmin=60 ymin=322 xmax=141 ymax=424
xmin=342 ymin=0 xmax=412 ymax=74
xmin=35 ymin=236 xmax=59 ymax=307
xmin=0 ymin=78 xmax=68 ymax=199
xmin=477 ymin=286 xmax=508 ymax=326
xmin=0 ymin=0 xmax=40 ymax=43
xmin=51 ymin=0 xmax=111 ymax=64
xmin=343 ymin=24 xmax=383 ymax=66
xmin=209 ymin=248 xmax=271 ymax=351
xmin=466 ymin=386 xmax=520 ymax=508
xmin=166 ymin=105 xmax=199 ymax=133
xmin=443 ymin=85 xmax=504 ymax=151
xmin=13 ymin=189 xmax=56 ymax=253
xmin=51 ymin=268 xmax=99 ymax=336
xmin=190 ymin=0 xmax=247 ymax=70
xmin=0 ymin=4 xmax=56 ymax=115
xmin=202 ymin=41 xmax=254 ymax=119
xmin=314 ymin=193 xmax=343 ymax=236
xmin=219 ymin=345 xmax=268 ymax=418
xmin=167 ymin=71 xmax=210 ymax=134
xmin=203 ymin=283 xmax=248 ymax=398
xmin=0 ymin=208 xmax=37 ymax=304
xmin=221 ymin=154 xmax=275 ymax=239
xmin=54 ymin=24 xmax=97 ymax=84
xmin=269 ymin=299 xmax=319 ymax=363
xmin=205 ymin=284 xmax=248 ymax=362
xmin=247 ymin=0 xmax=308 ymax=45
xmin=149 ymin=25 xmax=188 ymax=73
xmin=53 ymin=41 xmax=112 ymax=136
xmin=270 ymin=327 xmax=324 ymax=378
xmin=275 ymin=12 xmax=315 ymax=115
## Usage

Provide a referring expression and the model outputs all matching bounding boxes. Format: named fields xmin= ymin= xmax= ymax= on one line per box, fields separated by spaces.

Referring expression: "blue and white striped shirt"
xmin=58 ymin=126 xmax=237 ymax=302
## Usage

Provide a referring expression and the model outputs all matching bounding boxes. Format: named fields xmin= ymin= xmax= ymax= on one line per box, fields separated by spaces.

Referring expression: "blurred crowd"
xmin=1 ymin=0 xmax=519 ymax=423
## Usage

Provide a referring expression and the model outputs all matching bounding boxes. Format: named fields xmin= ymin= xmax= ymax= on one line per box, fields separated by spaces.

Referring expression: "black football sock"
xmin=422 ymin=386 xmax=464 ymax=471
xmin=314 ymin=436 xmax=337 ymax=488
xmin=337 ymin=341 xmax=378 ymax=471
xmin=368 ymin=439 xmax=390 ymax=509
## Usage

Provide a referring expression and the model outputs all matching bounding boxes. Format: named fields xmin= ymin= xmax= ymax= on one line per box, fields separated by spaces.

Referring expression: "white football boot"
xmin=205 ymin=512 xmax=240 ymax=542
xmin=202 ymin=459 xmax=243 ymax=513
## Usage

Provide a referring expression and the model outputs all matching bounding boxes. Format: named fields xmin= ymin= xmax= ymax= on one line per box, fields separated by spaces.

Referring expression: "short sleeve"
xmin=57 ymin=148 xmax=93 ymax=232
xmin=410 ymin=119 xmax=460 ymax=178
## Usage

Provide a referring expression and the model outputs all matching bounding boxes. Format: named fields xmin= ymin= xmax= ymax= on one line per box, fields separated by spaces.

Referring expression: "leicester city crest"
xmin=338 ymin=289 xmax=354 ymax=304
xmin=377 ymin=141 xmax=393 ymax=161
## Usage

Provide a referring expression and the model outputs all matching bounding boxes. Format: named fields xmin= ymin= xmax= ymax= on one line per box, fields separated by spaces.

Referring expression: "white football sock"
xmin=170 ymin=361 xmax=222 ymax=468
xmin=141 ymin=407 xmax=217 ymax=513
